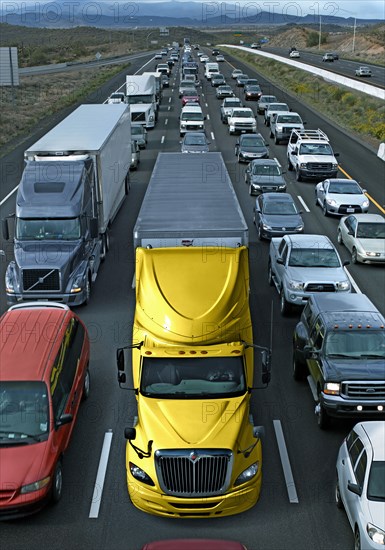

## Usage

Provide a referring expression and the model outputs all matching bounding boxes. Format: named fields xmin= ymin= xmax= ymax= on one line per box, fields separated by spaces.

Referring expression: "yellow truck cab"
xmin=117 ymin=153 xmax=270 ymax=518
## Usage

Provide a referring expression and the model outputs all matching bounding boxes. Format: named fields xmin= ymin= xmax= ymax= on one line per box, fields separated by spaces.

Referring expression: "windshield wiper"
xmin=358 ymin=354 xmax=385 ymax=359
xmin=0 ymin=431 xmax=42 ymax=443
xmin=327 ymin=353 xmax=355 ymax=358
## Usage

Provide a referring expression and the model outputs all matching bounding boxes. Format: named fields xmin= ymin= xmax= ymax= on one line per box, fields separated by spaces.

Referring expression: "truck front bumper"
xmin=322 ymin=393 xmax=385 ymax=419
xmin=299 ymin=169 xmax=338 ymax=180
xmin=6 ymin=290 xmax=86 ymax=307
xmin=126 ymin=472 xmax=262 ymax=518
xmin=284 ymin=287 xmax=350 ymax=307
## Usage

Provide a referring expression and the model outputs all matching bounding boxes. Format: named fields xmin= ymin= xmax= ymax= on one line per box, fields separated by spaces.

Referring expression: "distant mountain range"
xmin=0 ymin=1 xmax=382 ymax=28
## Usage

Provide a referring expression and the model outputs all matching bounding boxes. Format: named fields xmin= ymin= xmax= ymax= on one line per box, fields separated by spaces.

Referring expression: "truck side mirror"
xmin=2 ymin=218 xmax=9 ymax=241
xmin=125 ymin=427 xmax=136 ymax=440
xmin=261 ymin=349 xmax=271 ymax=385
xmin=117 ymin=348 xmax=126 ymax=372
xmin=334 ymin=152 xmax=340 ymax=157
xmin=253 ymin=426 xmax=265 ymax=439
xmin=90 ymin=218 xmax=99 ymax=239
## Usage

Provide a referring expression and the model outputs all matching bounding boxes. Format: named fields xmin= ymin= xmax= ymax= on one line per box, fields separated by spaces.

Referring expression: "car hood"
xmin=241 ymin=145 xmax=267 ymax=153
xmin=262 ymin=213 xmax=302 ymax=226
xmin=229 ymin=116 xmax=255 ymax=122
xmin=306 ymin=154 xmax=337 ymax=163
xmin=287 ymin=266 xmax=348 ymax=284
xmin=328 ymin=192 xmax=366 ymax=204
xmin=182 ymin=145 xmax=209 ymax=153
xmin=0 ymin=440 xmax=49 ymax=489
xmin=323 ymin=357 xmax=385 ymax=380
xmin=251 ymin=175 xmax=286 ymax=185
xmin=356 ymin=238 xmax=385 ymax=253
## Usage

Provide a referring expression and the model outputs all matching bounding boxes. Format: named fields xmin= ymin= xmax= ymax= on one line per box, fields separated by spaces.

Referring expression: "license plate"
xmin=346 ymin=208 xmax=354 ymax=213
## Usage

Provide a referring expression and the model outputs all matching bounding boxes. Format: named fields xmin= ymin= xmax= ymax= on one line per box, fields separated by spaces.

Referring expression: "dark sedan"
xmin=253 ymin=193 xmax=304 ymax=240
xmin=180 ymin=132 xmax=210 ymax=153
xmin=244 ymin=85 xmax=263 ymax=101
xmin=236 ymin=74 xmax=249 ymax=87
xmin=245 ymin=158 xmax=287 ymax=195
xmin=211 ymin=74 xmax=226 ymax=87
xmin=235 ymin=133 xmax=269 ymax=163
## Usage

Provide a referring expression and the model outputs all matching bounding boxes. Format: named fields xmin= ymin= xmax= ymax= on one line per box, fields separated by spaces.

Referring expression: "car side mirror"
xmin=347 ymin=230 xmax=354 ymax=236
xmin=56 ymin=413 xmax=73 ymax=429
xmin=362 ymin=189 xmax=367 ymax=194
xmin=276 ymin=257 xmax=284 ymax=265
xmin=348 ymin=482 xmax=362 ymax=496
xmin=343 ymin=260 xmax=350 ymax=267
xmin=334 ymin=152 xmax=340 ymax=157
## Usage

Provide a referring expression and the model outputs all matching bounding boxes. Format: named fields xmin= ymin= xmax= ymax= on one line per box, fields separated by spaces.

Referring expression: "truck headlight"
xmin=234 ymin=462 xmax=259 ymax=486
xmin=336 ymin=280 xmax=350 ymax=290
xmin=362 ymin=200 xmax=369 ymax=208
xmin=20 ymin=476 xmax=51 ymax=494
xmin=287 ymin=280 xmax=304 ymax=290
xmin=262 ymin=223 xmax=272 ymax=230
xmin=300 ymin=163 xmax=307 ymax=169
xmin=326 ymin=198 xmax=337 ymax=207
xmin=324 ymin=382 xmax=340 ymax=395
xmin=70 ymin=276 xmax=83 ymax=294
xmin=278 ymin=184 xmax=286 ymax=190
xmin=149 ymin=115 xmax=154 ymax=122
xmin=332 ymin=163 xmax=339 ymax=169
xmin=296 ymin=224 xmax=304 ymax=231
xmin=129 ymin=462 xmax=155 ymax=486
xmin=367 ymin=523 xmax=385 ymax=545
xmin=5 ymin=269 xmax=15 ymax=293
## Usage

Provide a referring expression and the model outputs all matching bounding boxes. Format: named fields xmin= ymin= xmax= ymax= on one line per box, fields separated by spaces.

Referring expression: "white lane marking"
xmin=165 ymin=118 xmax=168 ymax=125
xmin=273 ymin=420 xmax=299 ymax=504
xmin=168 ymin=106 xmax=171 ymax=111
xmin=0 ymin=185 xmax=19 ymax=205
xmin=345 ymin=268 xmax=362 ymax=293
xmin=206 ymin=114 xmax=210 ymax=120
xmin=211 ymin=132 xmax=215 ymax=141
xmin=297 ymin=195 xmax=310 ymax=212
xmin=161 ymin=136 xmax=165 ymax=144
xmin=89 ymin=431 xmax=113 ymax=518
xmin=168 ymin=97 xmax=172 ymax=103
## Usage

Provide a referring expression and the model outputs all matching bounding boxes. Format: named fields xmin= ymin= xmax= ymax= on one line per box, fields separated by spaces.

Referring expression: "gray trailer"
xmin=4 ymin=104 xmax=131 ymax=306
xmin=133 ymin=152 xmax=248 ymax=249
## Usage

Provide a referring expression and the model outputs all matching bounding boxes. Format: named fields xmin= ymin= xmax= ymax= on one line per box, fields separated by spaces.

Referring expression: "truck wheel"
xmin=83 ymin=275 xmax=91 ymax=306
xmin=269 ymin=130 xmax=273 ymax=138
xmin=267 ymin=261 xmax=274 ymax=286
xmin=248 ymin=185 xmax=254 ymax=196
xmin=51 ymin=461 xmax=63 ymax=504
xmin=125 ymin=174 xmax=130 ymax=195
xmin=295 ymin=168 xmax=302 ymax=182
xmin=287 ymin=157 xmax=293 ymax=171
xmin=280 ymin=289 xmax=290 ymax=316
xmin=100 ymin=230 xmax=109 ymax=262
xmin=317 ymin=390 xmax=330 ymax=429
xmin=274 ymin=134 xmax=280 ymax=145
xmin=293 ymin=353 xmax=305 ymax=380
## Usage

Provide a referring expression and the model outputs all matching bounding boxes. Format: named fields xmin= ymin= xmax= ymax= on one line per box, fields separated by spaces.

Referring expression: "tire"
xmin=335 ymin=478 xmax=344 ymax=509
xmin=248 ymin=185 xmax=253 ymax=196
xmin=124 ymin=174 xmax=130 ymax=195
xmin=274 ymin=134 xmax=280 ymax=145
xmin=317 ymin=390 xmax=330 ymax=429
xmin=337 ymin=230 xmax=343 ymax=245
xmin=352 ymin=248 xmax=358 ymax=264
xmin=287 ymin=157 xmax=293 ymax=171
xmin=267 ymin=261 xmax=274 ymax=286
xmin=257 ymin=224 xmax=263 ymax=241
xmin=354 ymin=529 xmax=361 ymax=550
xmin=280 ymin=288 xmax=290 ymax=316
xmin=322 ymin=202 xmax=329 ymax=217
xmin=269 ymin=130 xmax=273 ymax=138
xmin=315 ymin=193 xmax=319 ymax=206
xmin=293 ymin=352 xmax=305 ymax=380
xmin=295 ymin=168 xmax=302 ymax=182
xmin=51 ymin=461 xmax=63 ymax=504
xmin=83 ymin=275 xmax=91 ymax=306
xmin=82 ymin=368 xmax=90 ymax=401
xmin=100 ymin=230 xmax=110 ymax=262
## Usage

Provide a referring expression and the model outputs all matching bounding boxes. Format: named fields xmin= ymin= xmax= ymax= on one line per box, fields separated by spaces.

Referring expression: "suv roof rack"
xmin=290 ymin=128 xmax=329 ymax=141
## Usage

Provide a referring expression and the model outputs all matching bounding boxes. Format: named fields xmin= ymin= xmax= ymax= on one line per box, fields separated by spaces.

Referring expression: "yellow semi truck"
xmin=117 ymin=153 xmax=271 ymax=518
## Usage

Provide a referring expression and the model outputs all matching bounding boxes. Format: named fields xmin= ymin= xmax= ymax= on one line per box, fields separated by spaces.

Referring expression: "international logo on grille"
xmin=189 ymin=451 xmax=198 ymax=461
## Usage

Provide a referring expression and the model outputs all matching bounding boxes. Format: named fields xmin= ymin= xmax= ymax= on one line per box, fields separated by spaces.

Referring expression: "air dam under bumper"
xmin=322 ymin=393 xmax=385 ymax=419
xmin=6 ymin=289 xmax=87 ymax=306
xmin=127 ymin=473 xmax=261 ymax=518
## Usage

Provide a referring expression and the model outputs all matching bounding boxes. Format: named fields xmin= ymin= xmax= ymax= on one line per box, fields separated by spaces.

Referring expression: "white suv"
xmin=336 ymin=421 xmax=385 ymax=550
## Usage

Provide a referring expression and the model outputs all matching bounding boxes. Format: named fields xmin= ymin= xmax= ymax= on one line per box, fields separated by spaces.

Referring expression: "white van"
xmin=130 ymin=103 xmax=156 ymax=129
xmin=205 ymin=62 xmax=219 ymax=80
xmin=179 ymin=105 xmax=205 ymax=136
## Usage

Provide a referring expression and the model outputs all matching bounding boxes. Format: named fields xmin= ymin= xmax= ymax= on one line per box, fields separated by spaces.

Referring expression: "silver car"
xmin=315 ymin=179 xmax=369 ymax=217
xmin=336 ymin=421 xmax=385 ymax=550
xmin=337 ymin=213 xmax=385 ymax=264
xmin=257 ymin=95 xmax=278 ymax=114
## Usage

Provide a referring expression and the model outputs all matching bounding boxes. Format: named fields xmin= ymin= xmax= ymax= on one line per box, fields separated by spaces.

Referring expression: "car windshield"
xmin=184 ymin=135 xmax=207 ymax=145
xmin=242 ymin=137 xmax=265 ymax=147
xmin=233 ymin=111 xmax=253 ymax=118
xmin=131 ymin=126 xmax=143 ymax=135
xmin=263 ymin=201 xmax=298 ymax=215
xmin=181 ymin=113 xmax=204 ymax=121
xmin=0 ymin=382 xmax=49 ymax=443
xmin=16 ymin=217 xmax=81 ymax=240
xmin=325 ymin=331 xmax=385 ymax=359
xmin=356 ymin=223 xmax=385 ymax=239
xmin=269 ymin=104 xmax=288 ymax=112
xmin=288 ymin=247 xmax=340 ymax=267
xmin=225 ymin=100 xmax=241 ymax=107
xmin=247 ymin=86 xmax=262 ymax=92
xmin=299 ymin=144 xmax=333 ymax=155
xmin=126 ymin=95 xmax=151 ymax=104
xmin=252 ymin=164 xmax=280 ymax=176
xmin=277 ymin=115 xmax=302 ymax=123
xmin=328 ymin=182 xmax=361 ymax=194
xmin=140 ymin=357 xmax=246 ymax=398
xmin=367 ymin=461 xmax=385 ymax=501
xmin=261 ymin=96 xmax=277 ymax=103
xmin=237 ymin=75 xmax=248 ymax=80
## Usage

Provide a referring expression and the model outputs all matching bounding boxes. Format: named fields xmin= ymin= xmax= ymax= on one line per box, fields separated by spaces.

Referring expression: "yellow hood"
xmin=138 ymin=394 xmax=250 ymax=447
xmin=135 ymin=246 xmax=251 ymax=344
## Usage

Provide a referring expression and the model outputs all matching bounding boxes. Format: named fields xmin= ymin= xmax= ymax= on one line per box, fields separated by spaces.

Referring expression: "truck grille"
xmin=283 ymin=126 xmax=301 ymax=134
xmin=22 ymin=269 xmax=60 ymax=292
xmin=155 ymin=449 xmax=232 ymax=497
xmin=342 ymin=382 xmax=385 ymax=400
xmin=235 ymin=123 xmax=254 ymax=128
xmin=306 ymin=162 xmax=332 ymax=170
xmin=305 ymin=283 xmax=336 ymax=292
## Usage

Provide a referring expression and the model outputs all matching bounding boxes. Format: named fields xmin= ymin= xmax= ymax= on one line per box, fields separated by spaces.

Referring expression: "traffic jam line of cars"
xmin=1 ymin=42 xmax=384 ymax=549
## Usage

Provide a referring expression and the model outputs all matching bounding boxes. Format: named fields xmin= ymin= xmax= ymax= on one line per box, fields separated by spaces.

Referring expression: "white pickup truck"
xmin=268 ymin=234 xmax=351 ymax=315
xmin=227 ymin=107 xmax=257 ymax=135
xmin=287 ymin=129 xmax=339 ymax=182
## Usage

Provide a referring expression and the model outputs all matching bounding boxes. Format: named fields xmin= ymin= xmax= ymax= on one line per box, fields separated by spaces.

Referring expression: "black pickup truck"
xmin=293 ymin=293 xmax=385 ymax=429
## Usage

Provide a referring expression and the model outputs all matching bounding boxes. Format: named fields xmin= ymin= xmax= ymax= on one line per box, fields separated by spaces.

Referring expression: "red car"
xmin=181 ymin=94 xmax=200 ymax=106
xmin=0 ymin=302 xmax=90 ymax=519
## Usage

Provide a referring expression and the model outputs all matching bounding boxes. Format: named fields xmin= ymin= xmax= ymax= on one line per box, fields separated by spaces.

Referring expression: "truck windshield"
xmin=288 ymin=247 xmax=340 ymax=267
xmin=16 ymin=218 xmax=81 ymax=240
xmin=325 ymin=331 xmax=385 ymax=358
xmin=141 ymin=356 xmax=246 ymax=398
xmin=126 ymin=95 xmax=152 ymax=104
xmin=0 ymin=382 xmax=49 ymax=444
xmin=181 ymin=113 xmax=204 ymax=121
xmin=299 ymin=144 xmax=333 ymax=155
